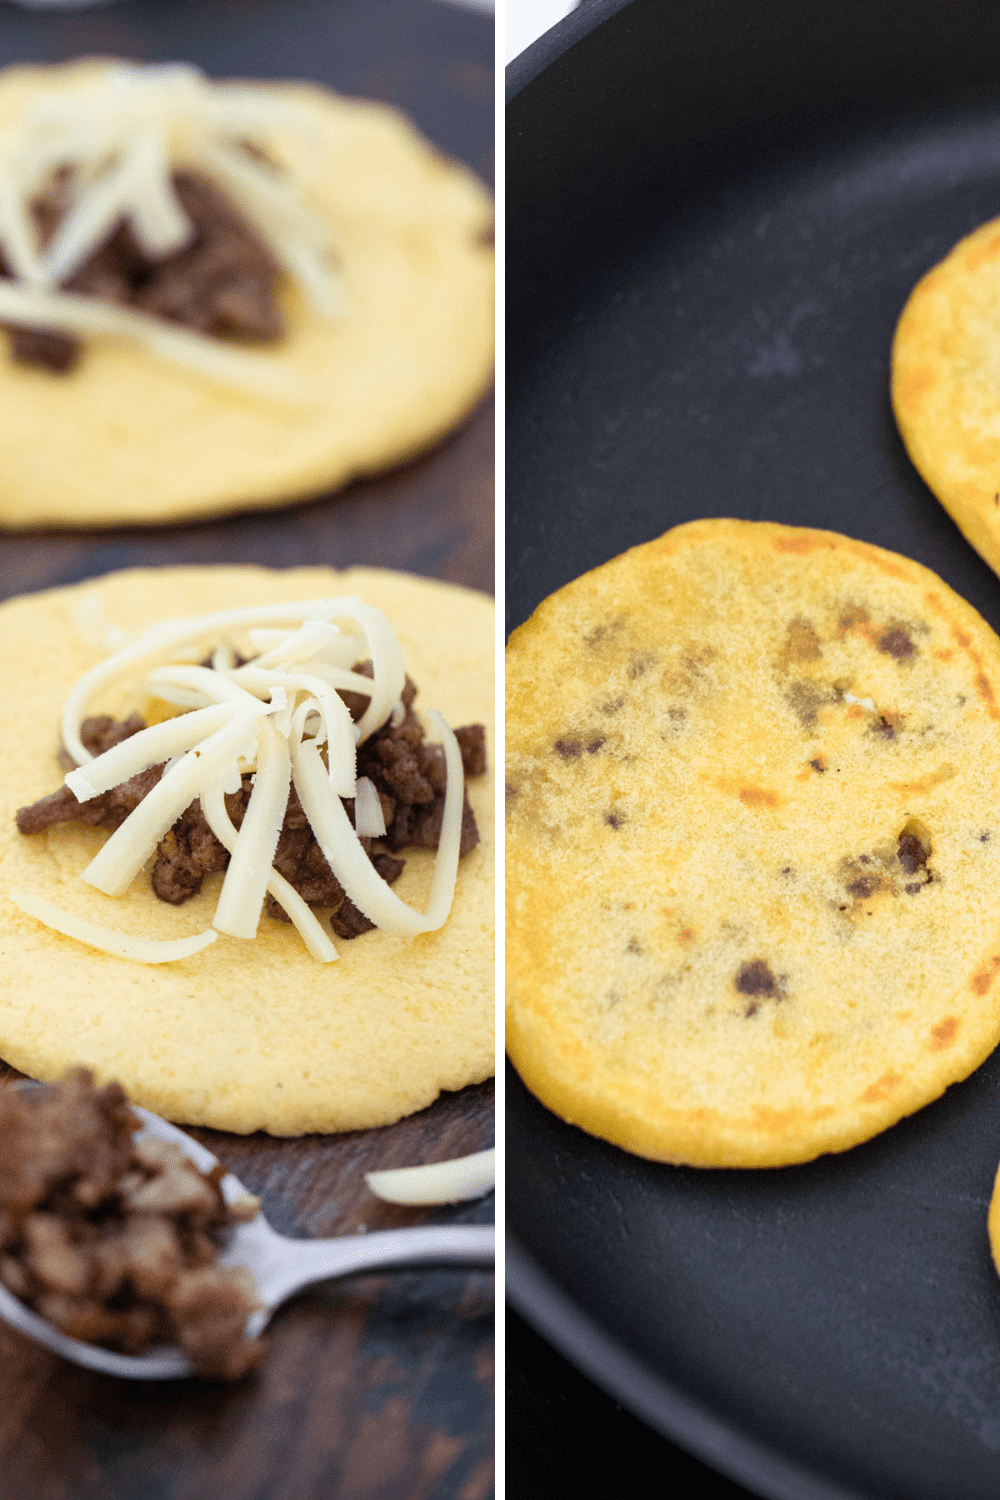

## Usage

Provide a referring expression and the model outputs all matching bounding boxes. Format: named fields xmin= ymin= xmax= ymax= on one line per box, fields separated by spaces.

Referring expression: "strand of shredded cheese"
xmin=60 ymin=598 xmax=382 ymax=766
xmin=0 ymin=282 xmax=313 ymax=404
xmin=65 ymin=702 xmax=232 ymax=801
xmin=289 ymin=715 xmax=464 ymax=938
xmin=198 ymin=778 xmax=337 ymax=962
xmin=7 ymin=889 xmax=216 ymax=965
xmin=211 ymin=717 xmax=290 ymax=940
xmin=365 ymin=1148 xmax=496 ymax=1205
xmin=81 ymin=705 xmax=267 ymax=897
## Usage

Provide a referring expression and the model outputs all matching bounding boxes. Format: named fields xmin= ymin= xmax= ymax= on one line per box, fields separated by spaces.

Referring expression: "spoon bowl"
xmin=0 ymin=1102 xmax=494 ymax=1379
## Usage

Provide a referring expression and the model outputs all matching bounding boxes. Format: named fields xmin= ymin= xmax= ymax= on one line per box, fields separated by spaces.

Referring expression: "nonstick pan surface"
xmin=507 ymin=3 xmax=1000 ymax=1497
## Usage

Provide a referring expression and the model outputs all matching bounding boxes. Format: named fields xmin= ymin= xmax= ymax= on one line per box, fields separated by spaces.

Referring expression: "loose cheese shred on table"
xmin=365 ymin=1148 xmax=496 ymax=1205
xmin=0 ymin=61 xmax=344 ymax=390
xmin=20 ymin=596 xmax=465 ymax=963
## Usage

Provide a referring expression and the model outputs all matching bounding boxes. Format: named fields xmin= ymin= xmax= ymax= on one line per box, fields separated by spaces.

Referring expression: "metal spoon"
xmin=0 ymin=1103 xmax=494 ymax=1379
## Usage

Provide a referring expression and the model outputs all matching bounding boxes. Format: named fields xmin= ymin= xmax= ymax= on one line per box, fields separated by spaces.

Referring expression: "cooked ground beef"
xmin=0 ymin=167 xmax=283 ymax=372
xmin=16 ymin=670 xmax=486 ymax=940
xmin=0 ymin=1068 xmax=261 ymax=1378
xmin=17 ymin=714 xmax=163 ymax=836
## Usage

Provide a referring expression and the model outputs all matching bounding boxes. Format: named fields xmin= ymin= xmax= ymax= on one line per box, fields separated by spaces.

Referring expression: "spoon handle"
xmin=258 ymin=1223 xmax=495 ymax=1310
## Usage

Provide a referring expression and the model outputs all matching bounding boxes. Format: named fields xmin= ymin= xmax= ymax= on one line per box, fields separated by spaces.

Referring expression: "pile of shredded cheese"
xmin=9 ymin=596 xmax=466 ymax=965
xmin=0 ymin=62 xmax=342 ymax=396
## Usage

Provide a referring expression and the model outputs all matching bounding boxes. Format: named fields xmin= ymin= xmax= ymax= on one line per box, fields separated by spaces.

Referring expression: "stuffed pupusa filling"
xmin=0 ymin=62 xmax=344 ymax=396
xmin=15 ymin=596 xmax=485 ymax=964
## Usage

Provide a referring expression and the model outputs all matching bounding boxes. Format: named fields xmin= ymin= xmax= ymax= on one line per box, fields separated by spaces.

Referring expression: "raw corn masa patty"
xmin=505 ymin=519 xmax=1000 ymax=1167
xmin=892 ymin=215 xmax=1000 ymax=581
xmin=0 ymin=565 xmax=494 ymax=1135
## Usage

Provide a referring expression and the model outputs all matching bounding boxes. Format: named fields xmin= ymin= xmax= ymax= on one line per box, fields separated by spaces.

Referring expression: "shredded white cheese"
xmin=365 ymin=1148 xmax=496 ymax=1205
xmin=0 ymin=283 xmax=313 ymax=404
xmin=33 ymin=595 xmax=466 ymax=962
xmin=7 ymin=888 xmax=216 ymax=965
xmin=0 ymin=61 xmax=344 ymax=390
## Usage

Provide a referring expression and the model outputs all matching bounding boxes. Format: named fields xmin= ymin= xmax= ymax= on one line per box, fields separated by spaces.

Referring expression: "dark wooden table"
xmin=0 ymin=2 xmax=495 ymax=1496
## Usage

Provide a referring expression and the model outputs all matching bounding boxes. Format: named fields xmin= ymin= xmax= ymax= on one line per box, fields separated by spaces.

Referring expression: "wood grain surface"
xmin=0 ymin=2 xmax=495 ymax=1496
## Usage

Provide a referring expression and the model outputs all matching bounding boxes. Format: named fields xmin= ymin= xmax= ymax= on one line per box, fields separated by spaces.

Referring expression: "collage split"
xmin=3 ymin=3 xmax=1000 ymax=1499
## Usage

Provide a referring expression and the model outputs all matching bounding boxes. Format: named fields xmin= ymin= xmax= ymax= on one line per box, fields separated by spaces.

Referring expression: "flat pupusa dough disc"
xmin=0 ymin=565 xmax=494 ymax=1135
xmin=505 ymin=519 xmax=1000 ymax=1168
xmin=0 ymin=59 xmax=494 ymax=529
xmin=892 ymin=216 xmax=1000 ymax=579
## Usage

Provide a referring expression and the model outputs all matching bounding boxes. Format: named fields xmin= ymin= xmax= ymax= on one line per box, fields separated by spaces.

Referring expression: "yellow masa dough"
xmin=506 ymin=519 xmax=1000 ymax=1167
xmin=0 ymin=565 xmax=494 ymax=1134
xmin=892 ymin=214 xmax=1000 ymax=580
xmin=0 ymin=59 xmax=494 ymax=528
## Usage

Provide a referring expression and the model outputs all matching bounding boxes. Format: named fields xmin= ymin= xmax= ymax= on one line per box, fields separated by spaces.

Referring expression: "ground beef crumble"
xmin=0 ymin=1068 xmax=261 ymax=1379
xmin=16 ymin=669 xmax=486 ymax=941
xmin=0 ymin=167 xmax=283 ymax=373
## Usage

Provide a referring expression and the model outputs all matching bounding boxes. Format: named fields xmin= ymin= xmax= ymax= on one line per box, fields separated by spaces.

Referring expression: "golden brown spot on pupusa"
xmin=554 ymin=738 xmax=583 ymax=758
xmin=809 ymin=755 xmax=827 ymax=773
xmin=629 ymin=654 xmax=657 ymax=679
xmin=601 ymin=697 xmax=625 ymax=714
xmin=946 ymin=627 xmax=1000 ymax=718
xmin=773 ymin=533 xmax=822 ymax=556
xmin=739 ymin=786 xmax=781 ymax=809
xmin=933 ymin=648 xmax=953 ymax=663
xmin=975 ymin=671 xmax=998 ymax=711
xmin=837 ymin=603 xmax=871 ymax=636
xmin=605 ymin=810 xmax=625 ymax=829
xmin=585 ymin=737 xmax=605 ymax=754
xmin=780 ymin=615 xmax=823 ymax=665
xmin=971 ymin=956 xmax=1000 ymax=995
xmin=625 ymin=937 xmax=643 ymax=956
xmin=889 ymin=763 xmax=956 ymax=796
xmin=677 ymin=928 xmax=696 ymax=948
xmin=751 ymin=1104 xmax=835 ymax=1131
xmin=860 ymin=1070 xmax=901 ymax=1104
xmin=662 ymin=645 xmax=715 ymax=697
xmin=930 ymin=1017 xmax=959 ymax=1050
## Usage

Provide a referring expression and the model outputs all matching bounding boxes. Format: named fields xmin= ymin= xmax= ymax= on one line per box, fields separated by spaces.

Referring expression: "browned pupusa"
xmin=505 ymin=519 xmax=1000 ymax=1167
xmin=892 ymin=215 xmax=1000 ymax=583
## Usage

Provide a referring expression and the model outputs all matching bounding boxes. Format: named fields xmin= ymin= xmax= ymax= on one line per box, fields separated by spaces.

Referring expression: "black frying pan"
xmin=507 ymin=3 xmax=1000 ymax=1497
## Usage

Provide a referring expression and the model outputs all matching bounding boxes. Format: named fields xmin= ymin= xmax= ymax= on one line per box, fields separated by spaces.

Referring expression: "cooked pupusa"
xmin=892 ymin=215 xmax=1000 ymax=581
xmin=506 ymin=519 xmax=1000 ymax=1167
